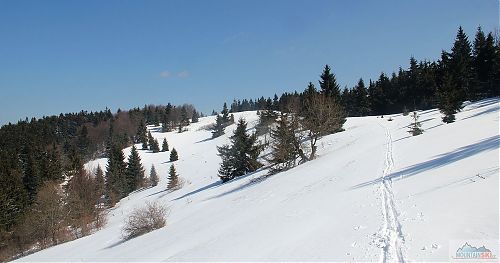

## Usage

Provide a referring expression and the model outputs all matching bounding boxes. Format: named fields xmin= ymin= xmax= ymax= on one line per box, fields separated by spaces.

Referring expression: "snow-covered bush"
xmin=122 ymin=202 xmax=168 ymax=240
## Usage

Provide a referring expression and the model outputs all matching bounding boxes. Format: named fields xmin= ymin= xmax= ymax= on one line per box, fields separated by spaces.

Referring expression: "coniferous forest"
xmin=0 ymin=25 xmax=498 ymax=260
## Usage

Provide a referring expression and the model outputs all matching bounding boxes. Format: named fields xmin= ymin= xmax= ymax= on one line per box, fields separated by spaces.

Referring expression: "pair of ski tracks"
xmin=376 ymin=122 xmax=406 ymax=263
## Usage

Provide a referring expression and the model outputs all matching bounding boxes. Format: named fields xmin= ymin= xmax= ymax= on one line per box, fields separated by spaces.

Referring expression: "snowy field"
xmin=17 ymin=98 xmax=499 ymax=262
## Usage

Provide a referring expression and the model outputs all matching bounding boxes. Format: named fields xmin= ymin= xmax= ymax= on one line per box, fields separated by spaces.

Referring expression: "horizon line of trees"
xmin=226 ymin=26 xmax=499 ymax=121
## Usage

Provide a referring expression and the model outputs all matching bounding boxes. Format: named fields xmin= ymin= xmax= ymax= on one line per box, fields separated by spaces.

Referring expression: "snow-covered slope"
xmin=18 ymin=99 xmax=499 ymax=262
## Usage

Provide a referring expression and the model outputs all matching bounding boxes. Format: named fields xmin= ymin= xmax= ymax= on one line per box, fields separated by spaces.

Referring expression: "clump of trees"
xmin=0 ymin=100 xmax=199 ymax=259
xmin=1 ymin=164 xmax=107 ymax=260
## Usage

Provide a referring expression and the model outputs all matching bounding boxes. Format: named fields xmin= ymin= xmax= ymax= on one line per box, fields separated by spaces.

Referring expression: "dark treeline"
xmin=0 ymin=102 xmax=197 ymax=260
xmin=228 ymin=26 xmax=499 ymax=117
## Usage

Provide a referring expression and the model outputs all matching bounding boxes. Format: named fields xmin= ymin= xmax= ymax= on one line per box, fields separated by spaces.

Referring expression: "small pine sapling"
xmin=408 ymin=111 xmax=423 ymax=136
xmin=150 ymin=165 xmax=158 ymax=187
xmin=169 ymin=148 xmax=178 ymax=162
xmin=167 ymin=164 xmax=180 ymax=190
xmin=161 ymin=138 xmax=169 ymax=152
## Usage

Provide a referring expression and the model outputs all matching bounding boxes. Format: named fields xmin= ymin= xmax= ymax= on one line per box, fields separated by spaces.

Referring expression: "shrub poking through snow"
xmin=122 ymin=202 xmax=168 ymax=240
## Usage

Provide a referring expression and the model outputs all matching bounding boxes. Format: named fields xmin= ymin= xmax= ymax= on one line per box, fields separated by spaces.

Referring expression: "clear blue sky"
xmin=0 ymin=0 xmax=498 ymax=125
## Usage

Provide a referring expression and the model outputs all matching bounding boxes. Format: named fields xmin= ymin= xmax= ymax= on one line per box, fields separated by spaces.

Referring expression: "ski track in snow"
xmin=378 ymin=122 xmax=406 ymax=263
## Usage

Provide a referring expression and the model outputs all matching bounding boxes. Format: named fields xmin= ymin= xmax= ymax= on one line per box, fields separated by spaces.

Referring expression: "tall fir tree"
xmin=221 ymin=103 xmax=230 ymax=123
xmin=94 ymin=165 xmax=105 ymax=199
xmin=125 ymin=146 xmax=145 ymax=193
xmin=105 ymin=144 xmax=127 ymax=203
xmin=136 ymin=119 xmax=147 ymax=145
xmin=319 ymin=64 xmax=341 ymax=100
xmin=473 ymin=27 xmax=497 ymax=97
xmin=147 ymin=131 xmax=154 ymax=150
xmin=217 ymin=118 xmax=263 ymax=182
xmin=448 ymin=26 xmax=473 ymax=100
xmin=352 ymin=78 xmax=371 ymax=116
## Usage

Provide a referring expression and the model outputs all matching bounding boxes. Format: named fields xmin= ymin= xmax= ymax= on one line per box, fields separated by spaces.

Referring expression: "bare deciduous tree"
xmin=301 ymin=93 xmax=345 ymax=159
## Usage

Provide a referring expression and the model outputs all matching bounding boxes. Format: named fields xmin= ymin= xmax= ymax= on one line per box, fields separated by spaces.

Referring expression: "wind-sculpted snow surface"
xmin=18 ymin=99 xmax=499 ymax=262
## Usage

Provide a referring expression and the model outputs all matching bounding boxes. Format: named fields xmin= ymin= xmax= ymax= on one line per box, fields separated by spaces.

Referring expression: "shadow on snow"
xmin=351 ymin=135 xmax=500 ymax=190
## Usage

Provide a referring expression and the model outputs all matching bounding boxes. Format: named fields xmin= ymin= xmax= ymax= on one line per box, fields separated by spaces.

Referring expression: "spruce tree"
xmin=319 ymin=64 xmax=341 ymax=100
xmin=408 ymin=111 xmax=423 ymax=136
xmin=438 ymin=72 xmax=463 ymax=123
xmin=151 ymin=139 xmax=160 ymax=153
xmin=217 ymin=118 xmax=263 ymax=182
xmin=150 ymin=164 xmax=158 ymax=187
xmin=353 ymin=78 xmax=370 ymax=116
xmin=147 ymin=131 xmax=154 ymax=150
xmin=170 ymin=148 xmax=178 ymax=162
xmin=448 ymin=26 xmax=473 ymax=100
xmin=161 ymin=138 xmax=169 ymax=152
xmin=268 ymin=113 xmax=300 ymax=174
xmin=473 ymin=27 xmax=497 ymax=98
xmin=67 ymin=146 xmax=83 ymax=177
xmin=191 ymin=110 xmax=200 ymax=123
xmin=39 ymin=144 xmax=63 ymax=182
xmin=105 ymin=144 xmax=127 ymax=203
xmin=221 ymin=103 xmax=230 ymax=123
xmin=0 ymin=163 xmax=28 ymax=231
xmin=167 ymin=164 xmax=179 ymax=190
xmin=494 ymin=35 xmax=500 ymax=95
xmin=95 ymin=165 xmax=105 ymax=199
xmin=211 ymin=115 xmax=225 ymax=138
xmin=180 ymin=106 xmax=189 ymax=127
xmin=125 ymin=146 xmax=145 ymax=193
xmin=137 ymin=120 xmax=147 ymax=146
xmin=135 ymin=119 xmax=147 ymax=143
